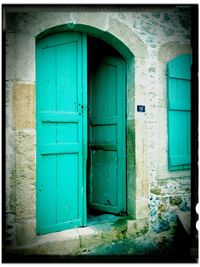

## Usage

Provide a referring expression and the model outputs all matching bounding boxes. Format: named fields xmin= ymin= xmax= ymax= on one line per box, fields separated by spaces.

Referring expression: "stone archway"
xmin=10 ymin=13 xmax=149 ymax=246
xmin=35 ymin=20 xmax=148 ymax=220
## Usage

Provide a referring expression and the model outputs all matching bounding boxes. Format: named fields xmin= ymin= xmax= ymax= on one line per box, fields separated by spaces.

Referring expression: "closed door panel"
xmin=36 ymin=32 xmax=87 ymax=234
xmin=88 ymin=56 xmax=126 ymax=214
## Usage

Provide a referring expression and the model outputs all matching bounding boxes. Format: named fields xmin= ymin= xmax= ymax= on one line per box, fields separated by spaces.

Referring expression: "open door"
xmin=88 ymin=56 xmax=126 ymax=214
xmin=36 ymin=32 xmax=87 ymax=234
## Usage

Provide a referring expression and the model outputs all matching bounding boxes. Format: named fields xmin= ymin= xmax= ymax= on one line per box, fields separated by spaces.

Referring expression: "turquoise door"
xmin=88 ymin=56 xmax=126 ymax=214
xmin=36 ymin=32 xmax=87 ymax=234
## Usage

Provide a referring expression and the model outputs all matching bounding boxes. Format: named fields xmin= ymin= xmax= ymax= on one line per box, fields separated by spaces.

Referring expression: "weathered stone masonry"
xmin=5 ymin=6 xmax=192 ymax=251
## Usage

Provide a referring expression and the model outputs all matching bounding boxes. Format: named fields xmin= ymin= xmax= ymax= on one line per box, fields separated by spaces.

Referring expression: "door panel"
xmin=88 ymin=56 xmax=126 ymax=214
xmin=36 ymin=32 xmax=87 ymax=234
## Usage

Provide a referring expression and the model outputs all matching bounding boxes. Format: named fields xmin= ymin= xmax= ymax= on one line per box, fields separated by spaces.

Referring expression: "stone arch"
xmin=36 ymin=21 xmax=148 ymax=60
xmin=159 ymin=41 xmax=192 ymax=63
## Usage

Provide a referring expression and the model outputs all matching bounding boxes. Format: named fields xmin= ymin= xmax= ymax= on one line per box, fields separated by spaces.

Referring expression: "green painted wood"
xmin=167 ymin=54 xmax=191 ymax=171
xmin=81 ymin=33 xmax=88 ymax=226
xmin=36 ymin=32 xmax=87 ymax=234
xmin=167 ymin=54 xmax=192 ymax=80
xmin=90 ymin=116 xmax=117 ymax=125
xmin=40 ymin=112 xmax=80 ymax=123
xmin=89 ymin=144 xmax=118 ymax=151
xmin=40 ymin=144 xmax=79 ymax=155
xmin=88 ymin=56 xmax=126 ymax=214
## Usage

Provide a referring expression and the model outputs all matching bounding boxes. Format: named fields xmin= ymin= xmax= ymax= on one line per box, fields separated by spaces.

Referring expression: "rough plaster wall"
xmin=110 ymin=7 xmax=192 ymax=222
xmin=109 ymin=7 xmax=192 ymax=232
xmin=5 ymin=12 xmax=37 ymax=245
xmin=111 ymin=7 xmax=191 ymax=181
xmin=5 ymin=6 xmax=192 ymax=246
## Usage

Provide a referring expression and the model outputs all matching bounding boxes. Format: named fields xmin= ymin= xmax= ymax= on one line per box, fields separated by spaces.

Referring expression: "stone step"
xmin=7 ymin=215 xmax=148 ymax=256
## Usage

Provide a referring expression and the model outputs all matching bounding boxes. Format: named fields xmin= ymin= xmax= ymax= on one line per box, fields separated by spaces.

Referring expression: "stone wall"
xmin=149 ymin=178 xmax=191 ymax=233
xmin=5 ymin=5 xmax=192 ymax=247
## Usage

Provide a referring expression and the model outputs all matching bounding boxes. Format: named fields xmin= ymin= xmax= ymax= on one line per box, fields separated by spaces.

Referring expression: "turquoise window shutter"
xmin=167 ymin=54 xmax=192 ymax=171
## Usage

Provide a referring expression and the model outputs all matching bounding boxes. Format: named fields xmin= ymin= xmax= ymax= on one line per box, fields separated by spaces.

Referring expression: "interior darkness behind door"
xmin=87 ymin=37 xmax=126 ymax=215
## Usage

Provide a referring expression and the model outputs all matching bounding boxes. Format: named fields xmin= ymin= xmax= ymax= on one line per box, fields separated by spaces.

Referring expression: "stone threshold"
xmin=7 ymin=214 xmax=149 ymax=255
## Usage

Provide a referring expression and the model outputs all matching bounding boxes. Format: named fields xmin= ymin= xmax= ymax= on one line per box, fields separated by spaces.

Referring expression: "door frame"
xmin=36 ymin=24 xmax=136 ymax=223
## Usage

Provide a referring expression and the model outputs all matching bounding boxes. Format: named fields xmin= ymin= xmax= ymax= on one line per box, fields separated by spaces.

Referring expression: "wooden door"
xmin=36 ymin=32 xmax=87 ymax=234
xmin=88 ymin=56 xmax=126 ymax=214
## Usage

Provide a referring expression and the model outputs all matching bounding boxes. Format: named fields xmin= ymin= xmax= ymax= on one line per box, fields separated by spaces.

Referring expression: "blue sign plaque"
xmin=137 ymin=105 xmax=145 ymax=112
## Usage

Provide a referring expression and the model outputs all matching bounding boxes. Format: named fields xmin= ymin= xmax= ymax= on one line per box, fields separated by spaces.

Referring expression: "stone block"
xmin=150 ymin=186 xmax=161 ymax=195
xmin=6 ymin=85 xmax=16 ymax=213
xmin=159 ymin=42 xmax=191 ymax=63
xmin=77 ymin=226 xmax=104 ymax=250
xmin=6 ymin=81 xmax=14 ymax=130
xmin=127 ymin=219 xmax=148 ymax=237
xmin=16 ymin=221 xmax=36 ymax=246
xmin=127 ymin=220 xmax=137 ymax=235
xmin=127 ymin=119 xmax=136 ymax=217
xmin=5 ymin=33 xmax=16 ymax=81
xmin=15 ymin=34 xmax=35 ymax=82
xmin=135 ymin=121 xmax=149 ymax=196
xmin=170 ymin=196 xmax=182 ymax=206
xmin=158 ymin=204 xmax=167 ymax=212
xmin=134 ymin=58 xmax=149 ymax=106
xmin=15 ymin=130 xmax=36 ymax=221
xmin=72 ymin=12 xmax=108 ymax=34
xmin=5 ymin=214 xmax=16 ymax=246
xmin=106 ymin=17 xmax=147 ymax=59
xmin=15 ymin=12 xmax=71 ymax=37
xmin=13 ymin=225 xmax=80 ymax=255
xmin=136 ymin=198 xmax=149 ymax=219
xmin=36 ymin=227 xmax=80 ymax=244
xmin=20 ymin=239 xmax=80 ymax=255
xmin=151 ymin=219 xmax=170 ymax=233
xmin=39 ymin=239 xmax=80 ymax=255
xmin=12 ymin=83 xmax=35 ymax=129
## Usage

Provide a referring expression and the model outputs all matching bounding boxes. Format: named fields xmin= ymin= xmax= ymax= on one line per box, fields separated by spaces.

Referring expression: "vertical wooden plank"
xmin=38 ymin=155 xmax=57 ymax=226
xmin=57 ymin=154 xmax=79 ymax=223
xmin=42 ymin=47 xmax=57 ymax=112
xmin=56 ymin=42 xmax=77 ymax=112
xmin=117 ymin=57 xmax=126 ymax=212
xmin=82 ymin=34 xmax=87 ymax=226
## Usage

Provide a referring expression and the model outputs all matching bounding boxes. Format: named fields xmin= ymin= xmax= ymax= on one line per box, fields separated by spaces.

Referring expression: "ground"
xmin=4 ymin=213 xmax=196 ymax=263
xmin=77 ymin=223 xmax=193 ymax=263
